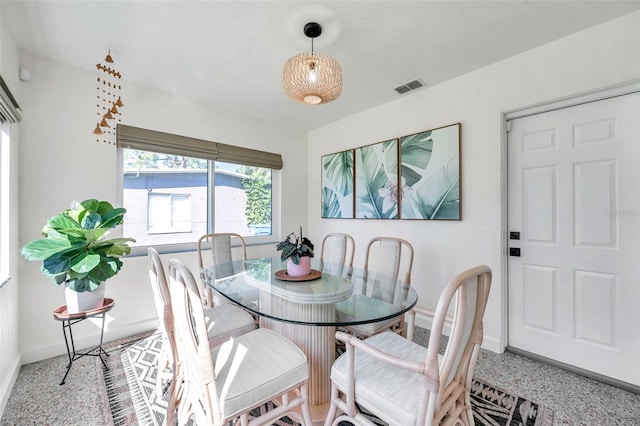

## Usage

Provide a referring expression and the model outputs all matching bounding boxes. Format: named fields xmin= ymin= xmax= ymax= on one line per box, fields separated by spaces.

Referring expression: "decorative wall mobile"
xmin=93 ymin=49 xmax=124 ymax=144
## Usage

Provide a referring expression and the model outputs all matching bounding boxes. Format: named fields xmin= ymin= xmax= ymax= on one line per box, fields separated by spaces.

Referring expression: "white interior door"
xmin=507 ymin=92 xmax=640 ymax=387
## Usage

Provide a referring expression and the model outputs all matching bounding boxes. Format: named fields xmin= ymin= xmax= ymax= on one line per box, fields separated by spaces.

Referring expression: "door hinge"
xmin=506 ymin=120 xmax=513 ymax=132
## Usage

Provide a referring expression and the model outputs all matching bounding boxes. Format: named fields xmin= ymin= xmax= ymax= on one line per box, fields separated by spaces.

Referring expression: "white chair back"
xmin=197 ymin=232 xmax=247 ymax=307
xmin=319 ymin=233 xmax=355 ymax=278
xmin=198 ymin=232 xmax=247 ymax=277
xmin=363 ymin=236 xmax=414 ymax=304
xmin=169 ymin=259 xmax=220 ymax=423
xmin=148 ymin=247 xmax=170 ymax=335
xmin=337 ymin=236 xmax=414 ymax=338
xmin=147 ymin=247 xmax=181 ymax=424
xmin=419 ymin=265 xmax=492 ymax=423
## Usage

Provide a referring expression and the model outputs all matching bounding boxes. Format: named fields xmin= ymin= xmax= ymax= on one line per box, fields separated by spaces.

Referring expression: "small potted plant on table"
xmin=21 ymin=199 xmax=136 ymax=313
xmin=276 ymin=226 xmax=315 ymax=277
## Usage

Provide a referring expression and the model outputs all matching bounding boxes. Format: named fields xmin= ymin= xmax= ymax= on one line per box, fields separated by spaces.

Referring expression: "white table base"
xmin=260 ymin=294 xmax=336 ymax=424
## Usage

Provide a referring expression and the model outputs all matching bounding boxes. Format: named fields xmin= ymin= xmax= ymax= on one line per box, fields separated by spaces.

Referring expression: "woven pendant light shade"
xmin=283 ymin=22 xmax=342 ymax=105
xmin=283 ymin=53 xmax=342 ymax=104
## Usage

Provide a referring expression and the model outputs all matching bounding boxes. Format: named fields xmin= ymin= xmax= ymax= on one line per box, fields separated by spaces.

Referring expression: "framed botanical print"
xmin=321 ymin=150 xmax=354 ymax=218
xmin=355 ymin=139 xmax=399 ymax=219
xmin=400 ymin=123 xmax=460 ymax=220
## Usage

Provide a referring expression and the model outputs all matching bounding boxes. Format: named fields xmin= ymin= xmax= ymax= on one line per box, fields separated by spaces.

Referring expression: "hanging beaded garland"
xmin=93 ymin=49 xmax=124 ymax=144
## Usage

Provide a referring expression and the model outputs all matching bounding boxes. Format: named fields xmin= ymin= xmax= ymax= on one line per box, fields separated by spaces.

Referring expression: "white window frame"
xmin=0 ymin=74 xmax=20 ymax=287
xmin=0 ymin=122 xmax=11 ymax=287
xmin=116 ymin=148 xmax=280 ymax=255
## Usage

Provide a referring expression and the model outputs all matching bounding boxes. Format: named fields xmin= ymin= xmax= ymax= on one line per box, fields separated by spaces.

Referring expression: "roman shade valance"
xmin=0 ymin=74 xmax=21 ymax=123
xmin=117 ymin=124 xmax=218 ymax=161
xmin=116 ymin=124 xmax=283 ymax=170
xmin=216 ymin=143 xmax=283 ymax=170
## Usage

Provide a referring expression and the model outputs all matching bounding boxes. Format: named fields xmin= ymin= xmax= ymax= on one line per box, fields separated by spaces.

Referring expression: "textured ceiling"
xmin=3 ymin=1 xmax=639 ymax=131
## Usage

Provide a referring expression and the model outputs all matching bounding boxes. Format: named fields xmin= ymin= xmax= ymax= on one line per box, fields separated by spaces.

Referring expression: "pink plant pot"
xmin=287 ymin=257 xmax=311 ymax=277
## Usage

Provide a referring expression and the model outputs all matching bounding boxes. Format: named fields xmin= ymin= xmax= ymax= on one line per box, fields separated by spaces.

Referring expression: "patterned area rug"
xmin=101 ymin=331 xmax=553 ymax=426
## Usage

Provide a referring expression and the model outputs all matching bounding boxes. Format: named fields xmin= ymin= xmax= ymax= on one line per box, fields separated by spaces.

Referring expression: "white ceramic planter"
xmin=65 ymin=284 xmax=105 ymax=314
xmin=287 ymin=257 xmax=312 ymax=277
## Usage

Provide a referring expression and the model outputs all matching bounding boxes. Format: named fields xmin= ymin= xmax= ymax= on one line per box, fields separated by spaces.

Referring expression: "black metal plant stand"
xmin=53 ymin=298 xmax=115 ymax=385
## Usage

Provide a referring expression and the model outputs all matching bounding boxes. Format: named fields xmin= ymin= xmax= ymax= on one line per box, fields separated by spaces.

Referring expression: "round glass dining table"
xmin=202 ymin=257 xmax=418 ymax=424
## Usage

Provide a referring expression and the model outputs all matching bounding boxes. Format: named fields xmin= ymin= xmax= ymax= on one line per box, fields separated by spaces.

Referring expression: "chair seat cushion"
xmin=212 ymin=328 xmax=308 ymax=418
xmin=331 ymin=331 xmax=439 ymax=426
xmin=341 ymin=317 xmax=401 ymax=336
xmin=205 ymin=304 xmax=255 ymax=348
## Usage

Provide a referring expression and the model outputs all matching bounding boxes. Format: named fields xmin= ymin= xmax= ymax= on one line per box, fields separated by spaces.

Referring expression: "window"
xmin=0 ymin=123 xmax=10 ymax=287
xmin=0 ymin=73 xmax=20 ymax=288
xmin=118 ymin=125 xmax=281 ymax=251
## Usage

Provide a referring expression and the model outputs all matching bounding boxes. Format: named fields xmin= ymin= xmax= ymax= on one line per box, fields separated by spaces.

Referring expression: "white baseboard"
xmin=411 ymin=312 xmax=503 ymax=354
xmin=413 ymin=313 xmax=452 ymax=336
xmin=20 ymin=318 xmax=158 ymax=364
xmin=0 ymin=355 xmax=22 ymax=419
xmin=481 ymin=335 xmax=503 ymax=354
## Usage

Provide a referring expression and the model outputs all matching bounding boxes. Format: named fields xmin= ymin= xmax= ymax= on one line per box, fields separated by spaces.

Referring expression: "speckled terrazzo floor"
xmin=473 ymin=349 xmax=640 ymax=425
xmin=1 ymin=350 xmax=111 ymax=425
xmin=412 ymin=328 xmax=640 ymax=426
xmin=2 ymin=329 xmax=639 ymax=425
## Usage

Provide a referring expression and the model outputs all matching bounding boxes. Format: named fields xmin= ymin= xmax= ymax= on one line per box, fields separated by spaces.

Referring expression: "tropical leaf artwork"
xmin=355 ymin=139 xmax=399 ymax=219
xmin=321 ymin=151 xmax=354 ymax=218
xmin=400 ymin=124 xmax=461 ymax=220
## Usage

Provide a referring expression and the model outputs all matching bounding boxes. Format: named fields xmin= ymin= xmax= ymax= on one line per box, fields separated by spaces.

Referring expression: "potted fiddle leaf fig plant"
xmin=21 ymin=199 xmax=136 ymax=313
xmin=276 ymin=226 xmax=314 ymax=277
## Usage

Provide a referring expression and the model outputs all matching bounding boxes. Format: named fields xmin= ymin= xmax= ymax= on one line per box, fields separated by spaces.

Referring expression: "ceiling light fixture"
xmin=283 ymin=22 xmax=342 ymax=105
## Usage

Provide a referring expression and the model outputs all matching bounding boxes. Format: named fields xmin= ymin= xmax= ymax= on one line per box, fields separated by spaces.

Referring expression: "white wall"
xmin=10 ymin=7 xmax=640 ymax=370
xmin=17 ymin=52 xmax=308 ymax=363
xmin=307 ymin=12 xmax=640 ymax=352
xmin=0 ymin=5 xmax=21 ymax=416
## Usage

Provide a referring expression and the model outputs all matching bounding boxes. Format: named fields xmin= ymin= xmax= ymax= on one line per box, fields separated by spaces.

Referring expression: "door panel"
xmin=523 ymin=166 xmax=557 ymax=244
xmin=574 ymin=160 xmax=616 ymax=247
xmin=522 ymin=264 xmax=556 ymax=333
xmin=508 ymin=92 xmax=640 ymax=386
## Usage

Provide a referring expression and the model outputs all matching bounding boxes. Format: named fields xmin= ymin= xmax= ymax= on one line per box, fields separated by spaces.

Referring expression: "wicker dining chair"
xmin=197 ymin=232 xmax=247 ymax=308
xmin=168 ymin=258 xmax=314 ymax=425
xmin=147 ymin=247 xmax=181 ymax=423
xmin=319 ymin=233 xmax=355 ymax=278
xmin=147 ymin=248 xmax=256 ymax=423
xmin=325 ymin=265 xmax=492 ymax=426
xmin=338 ymin=236 xmax=414 ymax=338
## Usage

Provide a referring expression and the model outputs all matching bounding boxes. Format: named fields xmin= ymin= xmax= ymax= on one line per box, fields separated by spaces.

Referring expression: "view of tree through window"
xmin=122 ymin=149 xmax=272 ymax=247
xmin=240 ymin=166 xmax=272 ymax=233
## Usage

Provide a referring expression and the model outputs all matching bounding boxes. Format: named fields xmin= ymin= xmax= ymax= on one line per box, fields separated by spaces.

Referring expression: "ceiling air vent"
xmin=394 ymin=78 xmax=426 ymax=95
